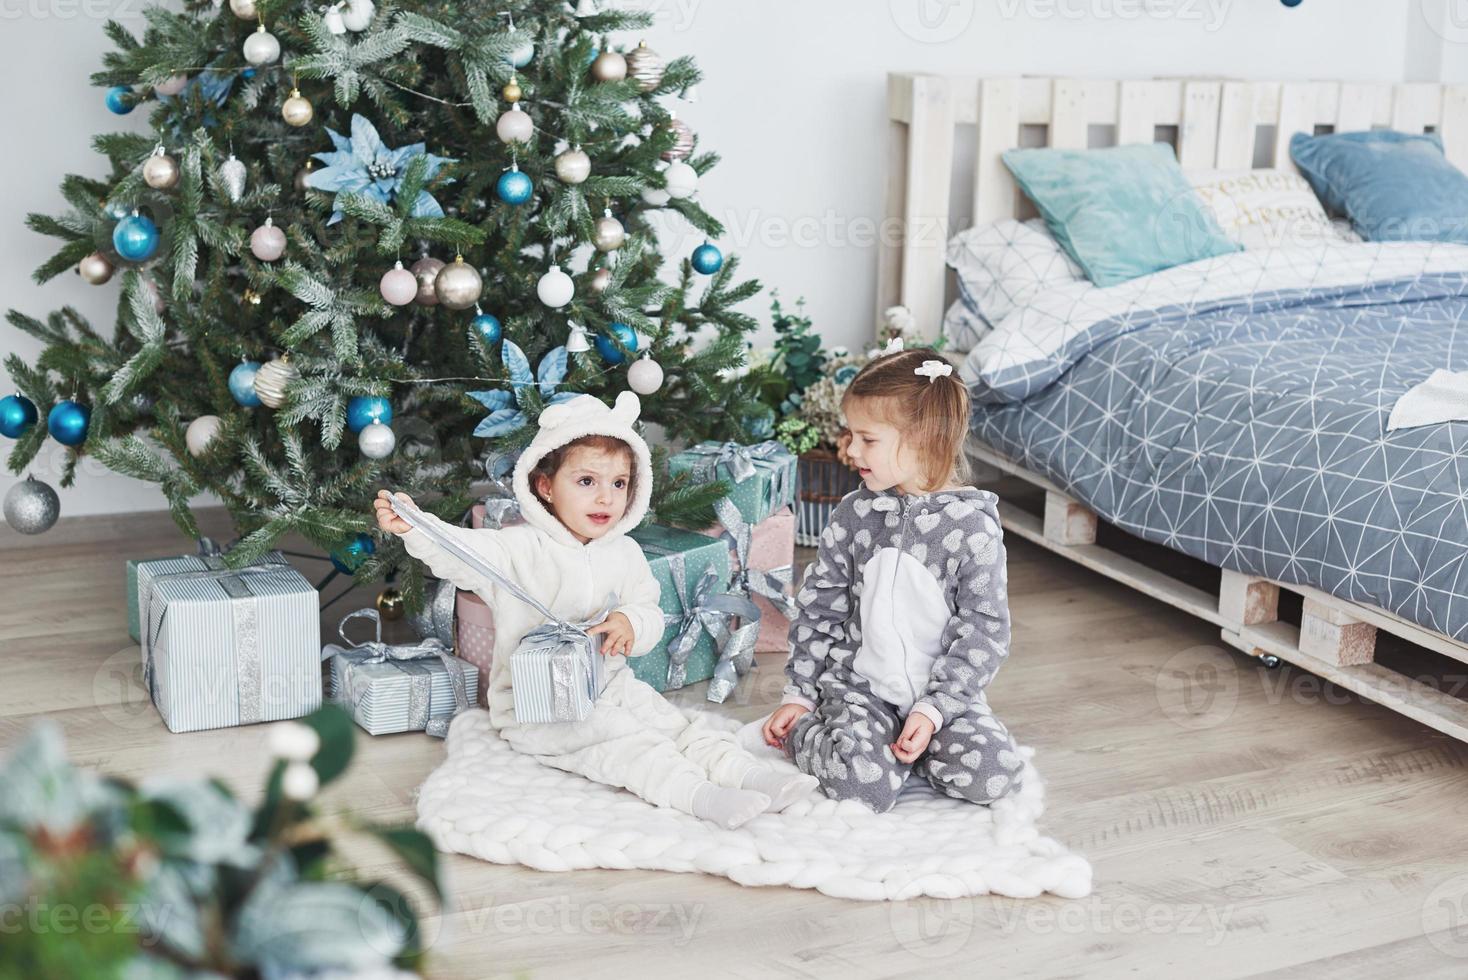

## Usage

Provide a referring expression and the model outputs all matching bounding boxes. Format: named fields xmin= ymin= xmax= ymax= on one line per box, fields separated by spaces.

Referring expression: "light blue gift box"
xmin=140 ymin=553 xmax=321 ymax=734
xmin=667 ymin=440 xmax=798 ymax=526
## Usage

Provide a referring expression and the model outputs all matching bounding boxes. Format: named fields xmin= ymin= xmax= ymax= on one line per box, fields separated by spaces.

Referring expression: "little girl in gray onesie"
xmin=762 ymin=346 xmax=1025 ymax=814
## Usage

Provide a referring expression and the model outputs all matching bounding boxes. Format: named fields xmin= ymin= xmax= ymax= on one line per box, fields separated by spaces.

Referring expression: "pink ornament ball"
xmin=380 ymin=262 xmax=418 ymax=306
xmin=250 ymin=221 xmax=287 ymax=262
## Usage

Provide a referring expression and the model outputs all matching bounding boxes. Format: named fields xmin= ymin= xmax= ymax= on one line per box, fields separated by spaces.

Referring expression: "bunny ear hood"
xmin=511 ymin=390 xmax=653 ymax=546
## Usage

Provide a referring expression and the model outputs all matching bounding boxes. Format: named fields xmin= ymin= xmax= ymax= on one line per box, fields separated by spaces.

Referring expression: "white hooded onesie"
xmin=397 ymin=391 xmax=771 ymax=815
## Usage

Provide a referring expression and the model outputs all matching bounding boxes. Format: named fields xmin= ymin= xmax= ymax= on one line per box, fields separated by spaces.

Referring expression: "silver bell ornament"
xmin=359 ymin=420 xmax=396 ymax=459
xmin=593 ymin=209 xmax=626 ymax=252
xmin=243 ymin=24 xmax=281 ymax=66
xmin=661 ymin=115 xmax=694 ymax=162
xmin=3 ymin=475 xmax=60 ymax=535
xmin=626 ymin=354 xmax=664 ymax=395
xmin=142 ymin=147 xmax=180 ymax=190
xmin=253 ymin=356 xmax=298 ymax=409
xmin=411 ymin=256 xmax=446 ymax=306
xmin=565 ymin=321 xmax=592 ymax=354
xmin=221 ymin=154 xmax=247 ymax=203
xmin=496 ymin=104 xmax=534 ymax=144
xmin=626 ymin=41 xmax=665 ymax=92
xmin=77 ymin=251 xmax=114 ymax=285
xmin=590 ymin=49 xmax=627 ymax=83
xmin=555 ymin=147 xmax=591 ymax=184
xmin=185 ymin=415 xmax=223 ymax=456
xmin=434 ymin=255 xmax=483 ymax=310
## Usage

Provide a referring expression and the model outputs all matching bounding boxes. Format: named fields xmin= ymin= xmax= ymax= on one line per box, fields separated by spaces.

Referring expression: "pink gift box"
xmin=455 ymin=589 xmax=496 ymax=705
xmin=701 ymin=507 xmax=796 ymax=653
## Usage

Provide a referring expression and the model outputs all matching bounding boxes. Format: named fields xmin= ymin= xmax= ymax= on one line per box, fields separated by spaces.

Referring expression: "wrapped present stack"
xmin=134 ymin=549 xmax=321 ymax=734
xmin=703 ymin=501 xmax=798 ymax=654
xmin=325 ymin=608 xmax=477 ymax=737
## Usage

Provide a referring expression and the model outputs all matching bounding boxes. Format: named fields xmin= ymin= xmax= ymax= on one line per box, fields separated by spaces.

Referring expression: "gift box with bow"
xmin=703 ymin=500 xmax=799 ymax=655
xmin=668 ymin=440 xmax=798 ymax=526
xmin=126 ymin=537 xmax=227 ymax=643
xmin=324 ymin=608 xmax=477 ymax=737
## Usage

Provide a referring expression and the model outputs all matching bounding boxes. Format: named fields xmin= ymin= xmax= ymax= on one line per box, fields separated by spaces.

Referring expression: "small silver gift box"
xmin=509 ymin=625 xmax=607 ymax=724
xmin=324 ymin=608 xmax=477 ymax=737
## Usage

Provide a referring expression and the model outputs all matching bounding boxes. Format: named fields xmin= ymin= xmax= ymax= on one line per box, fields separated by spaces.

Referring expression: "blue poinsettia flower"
xmin=467 ymin=341 xmax=576 ymax=438
xmin=304 ymin=114 xmax=453 ymax=225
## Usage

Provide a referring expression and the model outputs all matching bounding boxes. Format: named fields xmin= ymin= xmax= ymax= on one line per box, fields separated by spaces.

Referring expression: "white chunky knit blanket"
xmin=415 ymin=708 xmax=1092 ymax=902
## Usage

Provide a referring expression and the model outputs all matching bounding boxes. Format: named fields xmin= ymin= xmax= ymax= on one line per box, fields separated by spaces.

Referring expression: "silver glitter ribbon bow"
xmin=473 ymin=459 xmax=523 ymax=530
xmin=389 ymin=494 xmax=613 ymax=719
xmin=140 ymin=555 xmax=293 ymax=726
xmin=712 ymin=496 xmax=798 ymax=622
xmin=661 ymin=550 xmax=761 ymax=704
xmin=327 ymin=607 xmax=471 ymax=738
xmin=683 ymin=440 xmax=794 ymax=512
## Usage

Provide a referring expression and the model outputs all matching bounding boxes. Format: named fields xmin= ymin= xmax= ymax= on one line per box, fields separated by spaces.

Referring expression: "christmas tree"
xmin=2 ymin=0 xmax=767 ymax=608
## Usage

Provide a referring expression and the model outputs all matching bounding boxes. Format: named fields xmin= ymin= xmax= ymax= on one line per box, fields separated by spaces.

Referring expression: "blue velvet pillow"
xmin=1290 ymin=130 xmax=1468 ymax=243
xmin=1001 ymin=143 xmax=1240 ymax=287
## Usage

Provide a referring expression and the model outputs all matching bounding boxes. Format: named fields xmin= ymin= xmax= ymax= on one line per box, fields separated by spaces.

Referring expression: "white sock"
xmin=741 ymin=767 xmax=819 ymax=812
xmin=690 ymin=782 xmax=770 ymax=830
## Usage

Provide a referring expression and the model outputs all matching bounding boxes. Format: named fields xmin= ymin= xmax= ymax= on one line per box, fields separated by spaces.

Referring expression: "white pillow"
xmin=1188 ymin=169 xmax=1337 ymax=249
xmin=945 ymin=218 xmax=1085 ymax=332
xmin=942 ymin=297 xmax=989 ymax=352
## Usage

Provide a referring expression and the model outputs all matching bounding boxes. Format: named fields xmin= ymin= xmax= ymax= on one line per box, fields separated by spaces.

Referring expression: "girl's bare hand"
xmin=587 ymin=611 xmax=635 ymax=657
xmin=373 ymin=490 xmax=414 ymax=536
xmin=762 ymin=702 xmax=810 ymax=748
xmin=893 ymin=712 xmax=936 ymax=764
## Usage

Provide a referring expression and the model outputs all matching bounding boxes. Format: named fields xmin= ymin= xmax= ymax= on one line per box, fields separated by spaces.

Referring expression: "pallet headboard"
xmin=878 ymin=74 xmax=1468 ymax=342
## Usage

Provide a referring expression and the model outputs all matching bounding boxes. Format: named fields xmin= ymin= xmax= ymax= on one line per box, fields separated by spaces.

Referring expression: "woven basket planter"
xmin=795 ymin=448 xmax=863 ymax=547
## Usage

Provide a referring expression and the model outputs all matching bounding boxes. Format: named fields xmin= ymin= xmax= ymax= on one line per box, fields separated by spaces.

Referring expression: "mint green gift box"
xmin=626 ymin=525 xmax=734 ymax=693
xmin=667 ymin=440 xmax=798 ymax=526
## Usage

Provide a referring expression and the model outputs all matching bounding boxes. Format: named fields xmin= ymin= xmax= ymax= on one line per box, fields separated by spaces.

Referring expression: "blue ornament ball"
xmin=47 ymin=399 xmax=91 ymax=446
xmin=497 ymin=169 xmax=533 ymax=205
xmin=330 ymin=532 xmax=376 ymax=574
xmin=113 ymin=214 xmax=160 ymax=262
xmin=0 ymin=394 xmax=38 ymax=439
xmin=346 ymin=395 xmax=393 ymax=434
xmin=508 ymin=39 xmax=535 ymax=68
xmin=595 ymin=322 xmax=639 ymax=365
xmin=691 ymin=242 xmax=724 ymax=275
xmin=105 ymin=86 xmax=134 ymax=115
xmin=228 ymin=361 xmax=263 ymax=407
xmin=473 ymin=312 xmax=503 ymax=345
xmin=1281 ymin=0 xmax=1302 ymax=6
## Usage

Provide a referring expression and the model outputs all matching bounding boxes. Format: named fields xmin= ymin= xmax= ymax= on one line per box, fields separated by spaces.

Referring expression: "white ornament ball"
xmin=253 ymin=357 xmax=298 ymax=409
xmin=641 ymin=185 xmax=671 ymax=207
xmin=379 ymin=261 xmax=417 ymax=306
xmin=555 ymin=148 xmax=591 ymax=184
xmin=155 ymin=75 xmax=189 ymax=97
xmin=185 ymin=415 xmax=223 ymax=456
xmin=143 ymin=152 xmax=180 ymax=191
xmin=496 ymin=105 xmax=534 ymax=144
xmin=627 ymin=356 xmax=664 ymax=395
xmin=508 ymin=38 xmax=535 ymax=68
xmin=243 ymin=27 xmax=281 ymax=67
xmin=229 ymin=0 xmax=257 ymax=18
xmin=536 ymin=265 xmax=575 ymax=308
xmin=340 ymin=0 xmax=375 ymax=31
xmin=359 ymin=420 xmax=396 ymax=459
xmin=250 ymin=219 xmax=287 ymax=261
xmin=664 ymin=160 xmax=698 ymax=199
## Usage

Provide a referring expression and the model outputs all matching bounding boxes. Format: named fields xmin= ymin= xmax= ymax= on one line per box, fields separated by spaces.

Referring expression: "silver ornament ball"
xmin=250 ymin=219 xmax=287 ymax=261
xmin=411 ymin=257 xmax=446 ymax=306
xmin=282 ymin=90 xmax=314 ymax=127
xmin=590 ymin=50 xmax=627 ymax=83
xmin=77 ymin=251 xmax=114 ymax=285
xmin=593 ymin=213 xmax=626 ymax=252
xmin=253 ymin=357 xmax=298 ymax=409
xmin=359 ymin=421 xmax=396 ymax=459
xmin=243 ymin=26 xmax=281 ymax=67
xmin=496 ymin=106 xmax=534 ymax=144
xmin=143 ymin=152 xmax=180 ymax=190
xmin=554 ymin=148 xmax=591 ymax=184
xmin=4 ymin=476 xmax=60 ymax=535
xmin=434 ymin=258 xmax=483 ymax=310
xmin=229 ymin=0 xmax=257 ymax=18
xmin=185 ymin=415 xmax=223 ymax=456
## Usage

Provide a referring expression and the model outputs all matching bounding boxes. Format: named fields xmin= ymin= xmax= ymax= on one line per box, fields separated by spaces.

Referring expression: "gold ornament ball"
xmin=434 ymin=257 xmax=484 ymax=310
xmin=661 ymin=117 xmax=695 ymax=162
xmin=503 ymin=79 xmax=523 ymax=103
xmin=282 ymin=89 xmax=314 ymax=127
xmin=593 ymin=213 xmax=626 ymax=252
xmin=410 ymin=257 xmax=446 ymax=306
xmin=376 ymin=587 xmax=405 ymax=621
xmin=77 ymin=251 xmax=114 ymax=285
xmin=253 ymin=356 xmax=298 ymax=409
xmin=228 ymin=0 xmax=256 ymax=18
xmin=625 ymin=41 xmax=665 ymax=92
xmin=589 ymin=266 xmax=612 ymax=294
xmin=590 ymin=49 xmax=627 ymax=83
xmin=242 ymin=288 xmax=263 ymax=306
xmin=143 ymin=152 xmax=180 ymax=190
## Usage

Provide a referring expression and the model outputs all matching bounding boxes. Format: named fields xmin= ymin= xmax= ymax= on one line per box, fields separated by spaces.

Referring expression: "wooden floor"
xmin=6 ymin=506 xmax=1468 ymax=979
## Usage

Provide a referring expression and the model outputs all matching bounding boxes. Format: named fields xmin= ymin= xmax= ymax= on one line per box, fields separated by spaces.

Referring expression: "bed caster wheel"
xmin=1258 ymin=654 xmax=1281 ymax=669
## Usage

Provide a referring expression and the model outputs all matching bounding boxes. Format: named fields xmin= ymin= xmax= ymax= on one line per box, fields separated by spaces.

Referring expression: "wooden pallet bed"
xmin=880 ymin=72 xmax=1468 ymax=742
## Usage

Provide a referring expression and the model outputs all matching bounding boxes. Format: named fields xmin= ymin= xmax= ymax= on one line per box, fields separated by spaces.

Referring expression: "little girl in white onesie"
xmin=373 ymin=391 xmax=815 ymax=829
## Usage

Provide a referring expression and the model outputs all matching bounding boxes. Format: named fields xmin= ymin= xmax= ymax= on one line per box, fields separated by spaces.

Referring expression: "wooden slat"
xmin=897 ymin=73 xmax=954 ymax=343
xmin=1391 ymin=83 xmax=1441 ymax=133
xmin=1335 ymin=82 xmax=1377 ymax=133
xmin=1272 ymin=82 xmax=1318 ymax=173
xmin=1177 ymin=80 xmax=1221 ymax=169
xmin=1440 ymin=84 xmax=1468 ymax=170
xmin=973 ymin=78 xmax=1020 ymax=223
xmin=1116 ymin=80 xmax=1155 ymax=147
xmin=875 ymin=78 xmax=910 ymax=334
xmin=1050 ymin=78 xmax=1088 ymax=149
xmin=1215 ymin=82 xmax=1258 ymax=169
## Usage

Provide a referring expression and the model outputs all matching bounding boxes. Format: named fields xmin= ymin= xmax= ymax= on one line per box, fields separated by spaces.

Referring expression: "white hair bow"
xmin=914 ymin=359 xmax=953 ymax=382
xmin=881 ymin=336 xmax=905 ymax=356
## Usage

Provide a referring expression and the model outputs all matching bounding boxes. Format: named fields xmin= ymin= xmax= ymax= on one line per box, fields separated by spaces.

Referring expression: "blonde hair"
xmin=842 ymin=349 xmax=970 ymax=492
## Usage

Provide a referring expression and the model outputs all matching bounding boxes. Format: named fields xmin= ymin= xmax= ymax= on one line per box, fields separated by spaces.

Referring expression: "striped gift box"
xmin=509 ymin=633 xmax=604 ymax=724
xmin=326 ymin=652 xmax=479 ymax=736
xmin=142 ymin=555 xmax=321 ymax=734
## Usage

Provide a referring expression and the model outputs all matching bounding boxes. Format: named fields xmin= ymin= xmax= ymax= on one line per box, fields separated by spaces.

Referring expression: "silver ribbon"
xmin=682 ymin=440 xmax=796 ymax=513
xmin=389 ymin=494 xmax=613 ymax=719
xmin=140 ymin=555 xmax=290 ymax=726
xmin=712 ymin=496 xmax=799 ymax=621
xmin=659 ymin=549 xmax=761 ymax=704
xmin=326 ymin=607 xmax=471 ymax=738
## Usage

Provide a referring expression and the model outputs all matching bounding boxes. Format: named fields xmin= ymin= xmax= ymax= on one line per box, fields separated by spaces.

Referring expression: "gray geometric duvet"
xmin=963 ymin=244 xmax=1468 ymax=642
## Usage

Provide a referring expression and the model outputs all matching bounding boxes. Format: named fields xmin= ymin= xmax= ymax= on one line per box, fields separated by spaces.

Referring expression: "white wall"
xmin=0 ymin=0 xmax=1455 ymax=520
